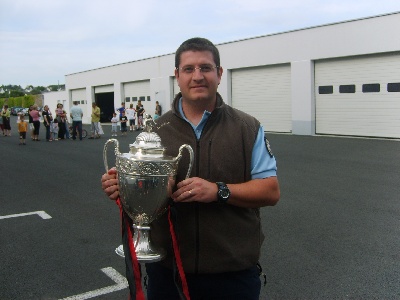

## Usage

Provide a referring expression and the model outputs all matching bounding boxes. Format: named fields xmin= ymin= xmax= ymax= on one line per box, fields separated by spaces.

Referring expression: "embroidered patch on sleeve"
xmin=264 ymin=136 xmax=274 ymax=158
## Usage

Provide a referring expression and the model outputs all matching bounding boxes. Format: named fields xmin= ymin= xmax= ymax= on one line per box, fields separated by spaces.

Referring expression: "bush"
xmin=0 ymin=95 xmax=36 ymax=108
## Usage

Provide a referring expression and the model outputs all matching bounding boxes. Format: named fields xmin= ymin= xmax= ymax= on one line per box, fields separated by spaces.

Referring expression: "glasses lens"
xmin=182 ymin=67 xmax=194 ymax=73
xmin=200 ymin=66 xmax=213 ymax=72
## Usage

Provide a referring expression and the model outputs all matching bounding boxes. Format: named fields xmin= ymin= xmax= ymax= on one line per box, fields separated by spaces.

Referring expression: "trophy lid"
xmin=128 ymin=114 xmax=169 ymax=159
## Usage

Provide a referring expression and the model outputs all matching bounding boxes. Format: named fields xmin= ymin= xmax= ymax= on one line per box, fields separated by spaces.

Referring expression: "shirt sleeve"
xmin=251 ymin=126 xmax=277 ymax=179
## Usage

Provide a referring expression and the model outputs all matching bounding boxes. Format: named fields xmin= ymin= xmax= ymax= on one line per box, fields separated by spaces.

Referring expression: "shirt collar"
xmin=178 ymin=97 xmax=211 ymax=139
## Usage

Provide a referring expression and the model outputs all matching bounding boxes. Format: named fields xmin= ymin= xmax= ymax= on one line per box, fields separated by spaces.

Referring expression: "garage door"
xmin=71 ymin=88 xmax=86 ymax=103
xmin=315 ymin=52 xmax=400 ymax=138
xmin=231 ymin=64 xmax=292 ymax=133
xmin=123 ymin=80 xmax=151 ymax=104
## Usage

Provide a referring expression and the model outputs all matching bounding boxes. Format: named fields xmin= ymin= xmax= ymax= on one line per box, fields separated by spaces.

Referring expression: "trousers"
xmin=145 ymin=262 xmax=261 ymax=300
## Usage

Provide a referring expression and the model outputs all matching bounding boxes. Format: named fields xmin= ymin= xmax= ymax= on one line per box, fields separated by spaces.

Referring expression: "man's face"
xmin=175 ymin=50 xmax=223 ymax=104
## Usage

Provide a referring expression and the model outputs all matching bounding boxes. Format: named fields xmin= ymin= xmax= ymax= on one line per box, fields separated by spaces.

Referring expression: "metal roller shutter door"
xmin=71 ymin=88 xmax=86 ymax=102
xmin=123 ymin=80 xmax=151 ymax=100
xmin=315 ymin=53 xmax=400 ymax=138
xmin=231 ymin=64 xmax=292 ymax=133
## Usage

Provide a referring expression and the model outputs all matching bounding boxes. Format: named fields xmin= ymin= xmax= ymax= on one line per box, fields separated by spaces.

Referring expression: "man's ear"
xmin=174 ymin=68 xmax=180 ymax=86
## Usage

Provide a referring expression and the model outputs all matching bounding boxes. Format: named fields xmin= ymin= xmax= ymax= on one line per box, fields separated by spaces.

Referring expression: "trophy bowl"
xmin=104 ymin=116 xmax=193 ymax=262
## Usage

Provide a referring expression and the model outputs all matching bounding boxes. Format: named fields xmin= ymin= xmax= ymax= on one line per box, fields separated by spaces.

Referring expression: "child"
xmin=18 ymin=115 xmax=28 ymax=145
xmin=120 ymin=111 xmax=128 ymax=136
xmin=51 ymin=118 xmax=59 ymax=141
xmin=111 ymin=113 xmax=118 ymax=136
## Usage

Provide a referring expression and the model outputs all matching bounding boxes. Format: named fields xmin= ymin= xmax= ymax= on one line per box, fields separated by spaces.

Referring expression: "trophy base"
xmin=115 ymin=244 xmax=165 ymax=262
xmin=115 ymin=225 xmax=165 ymax=263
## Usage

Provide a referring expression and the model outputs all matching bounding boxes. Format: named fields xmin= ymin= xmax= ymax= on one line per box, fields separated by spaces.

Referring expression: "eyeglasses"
xmin=177 ymin=65 xmax=219 ymax=74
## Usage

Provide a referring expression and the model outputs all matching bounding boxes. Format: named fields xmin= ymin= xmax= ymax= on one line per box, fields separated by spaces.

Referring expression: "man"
xmin=154 ymin=100 xmax=162 ymax=119
xmin=101 ymin=37 xmax=280 ymax=299
xmin=116 ymin=102 xmax=125 ymax=131
xmin=136 ymin=100 xmax=145 ymax=129
xmin=89 ymin=102 xmax=101 ymax=139
xmin=70 ymin=101 xmax=83 ymax=140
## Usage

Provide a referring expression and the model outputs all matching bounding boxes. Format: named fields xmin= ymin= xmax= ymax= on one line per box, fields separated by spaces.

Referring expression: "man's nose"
xmin=192 ymin=68 xmax=204 ymax=79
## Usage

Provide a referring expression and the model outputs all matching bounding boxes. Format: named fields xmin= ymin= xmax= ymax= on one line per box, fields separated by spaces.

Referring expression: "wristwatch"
xmin=216 ymin=182 xmax=230 ymax=204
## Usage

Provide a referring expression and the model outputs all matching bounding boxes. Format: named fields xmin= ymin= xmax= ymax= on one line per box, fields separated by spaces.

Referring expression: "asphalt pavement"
xmin=1 ymin=116 xmax=399 ymax=299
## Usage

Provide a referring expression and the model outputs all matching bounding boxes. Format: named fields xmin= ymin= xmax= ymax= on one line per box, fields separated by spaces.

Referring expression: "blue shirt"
xmin=70 ymin=105 xmax=83 ymax=121
xmin=178 ymin=98 xmax=277 ymax=179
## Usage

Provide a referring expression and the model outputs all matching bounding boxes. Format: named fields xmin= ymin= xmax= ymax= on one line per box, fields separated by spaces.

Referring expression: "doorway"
xmin=95 ymin=92 xmax=114 ymax=123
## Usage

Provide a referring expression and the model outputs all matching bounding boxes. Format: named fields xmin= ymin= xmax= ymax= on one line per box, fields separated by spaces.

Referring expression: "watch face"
xmin=219 ymin=189 xmax=230 ymax=199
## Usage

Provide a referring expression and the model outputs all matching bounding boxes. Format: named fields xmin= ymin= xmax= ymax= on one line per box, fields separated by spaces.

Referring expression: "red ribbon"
xmin=168 ymin=206 xmax=191 ymax=300
xmin=116 ymin=198 xmax=145 ymax=300
xmin=116 ymin=197 xmax=190 ymax=300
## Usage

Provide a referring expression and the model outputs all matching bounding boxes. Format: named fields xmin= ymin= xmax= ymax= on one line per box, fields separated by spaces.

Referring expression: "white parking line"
xmin=0 ymin=210 xmax=52 ymax=220
xmin=60 ymin=267 xmax=128 ymax=300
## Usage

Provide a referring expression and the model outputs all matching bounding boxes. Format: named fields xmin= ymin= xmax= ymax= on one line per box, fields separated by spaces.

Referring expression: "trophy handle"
xmin=103 ymin=139 xmax=121 ymax=172
xmin=176 ymin=144 xmax=194 ymax=179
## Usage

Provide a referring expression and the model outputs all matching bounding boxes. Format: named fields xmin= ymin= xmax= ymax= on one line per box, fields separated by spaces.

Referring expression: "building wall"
xmin=45 ymin=12 xmax=400 ymax=137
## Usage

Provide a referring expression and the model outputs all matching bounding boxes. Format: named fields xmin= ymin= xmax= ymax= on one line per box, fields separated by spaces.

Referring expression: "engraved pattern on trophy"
xmin=116 ymin=158 xmax=177 ymax=176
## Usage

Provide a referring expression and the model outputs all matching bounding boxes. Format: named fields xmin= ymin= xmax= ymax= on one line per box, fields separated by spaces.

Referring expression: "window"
xmin=387 ymin=82 xmax=400 ymax=92
xmin=362 ymin=83 xmax=380 ymax=93
xmin=318 ymin=86 xmax=333 ymax=94
xmin=125 ymin=97 xmax=130 ymax=102
xmin=147 ymin=96 xmax=151 ymax=101
xmin=139 ymin=96 xmax=145 ymax=101
xmin=132 ymin=97 xmax=137 ymax=102
xmin=81 ymin=100 xmax=85 ymax=104
xmin=339 ymin=85 xmax=356 ymax=93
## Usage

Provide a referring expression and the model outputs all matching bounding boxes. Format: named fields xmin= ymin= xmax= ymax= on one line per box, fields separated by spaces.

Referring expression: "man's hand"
xmin=101 ymin=168 xmax=120 ymax=200
xmin=172 ymin=177 xmax=218 ymax=203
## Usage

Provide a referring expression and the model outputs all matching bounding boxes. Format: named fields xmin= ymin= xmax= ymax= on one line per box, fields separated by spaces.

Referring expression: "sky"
xmin=0 ymin=0 xmax=399 ymax=88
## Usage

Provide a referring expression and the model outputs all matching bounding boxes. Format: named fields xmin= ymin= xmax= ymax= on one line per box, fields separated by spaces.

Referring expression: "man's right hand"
xmin=101 ymin=168 xmax=120 ymax=200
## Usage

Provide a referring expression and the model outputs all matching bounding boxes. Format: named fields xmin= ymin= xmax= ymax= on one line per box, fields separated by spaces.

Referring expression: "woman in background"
xmin=56 ymin=103 xmax=66 ymax=139
xmin=1 ymin=105 xmax=11 ymax=136
xmin=42 ymin=105 xmax=53 ymax=141
xmin=29 ymin=104 xmax=41 ymax=141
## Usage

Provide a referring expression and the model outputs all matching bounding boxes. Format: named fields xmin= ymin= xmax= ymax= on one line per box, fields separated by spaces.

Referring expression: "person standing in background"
xmin=126 ymin=103 xmax=136 ymax=131
xmin=56 ymin=103 xmax=66 ymax=140
xmin=18 ymin=114 xmax=28 ymax=145
xmin=1 ymin=105 xmax=11 ymax=136
xmin=120 ymin=111 xmax=128 ymax=136
xmin=29 ymin=105 xmax=41 ymax=141
xmin=117 ymin=102 xmax=125 ymax=131
xmin=70 ymin=101 xmax=83 ymax=141
xmin=42 ymin=105 xmax=53 ymax=141
xmin=110 ymin=113 xmax=119 ymax=136
xmin=51 ymin=118 xmax=59 ymax=141
xmin=28 ymin=105 xmax=35 ymax=140
xmin=89 ymin=102 xmax=101 ymax=139
xmin=154 ymin=101 xmax=162 ymax=120
xmin=136 ymin=100 xmax=145 ymax=129
xmin=0 ymin=111 xmax=3 ymax=135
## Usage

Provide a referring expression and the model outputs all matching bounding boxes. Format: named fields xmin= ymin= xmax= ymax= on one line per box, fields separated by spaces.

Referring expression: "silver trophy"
xmin=103 ymin=115 xmax=194 ymax=262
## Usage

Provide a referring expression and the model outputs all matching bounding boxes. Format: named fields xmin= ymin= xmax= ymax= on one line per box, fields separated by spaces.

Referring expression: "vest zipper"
xmin=194 ymin=139 xmax=200 ymax=273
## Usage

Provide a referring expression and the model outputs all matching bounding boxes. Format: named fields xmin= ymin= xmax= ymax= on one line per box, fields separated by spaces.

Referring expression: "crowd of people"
xmin=1 ymin=100 xmax=161 ymax=144
xmin=114 ymin=99 xmax=160 ymax=132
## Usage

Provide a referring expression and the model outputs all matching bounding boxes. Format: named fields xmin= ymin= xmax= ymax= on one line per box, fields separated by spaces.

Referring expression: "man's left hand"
xmin=172 ymin=177 xmax=218 ymax=203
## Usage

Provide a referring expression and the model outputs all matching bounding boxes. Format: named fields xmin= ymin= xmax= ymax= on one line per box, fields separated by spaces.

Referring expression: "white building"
xmin=44 ymin=12 xmax=400 ymax=138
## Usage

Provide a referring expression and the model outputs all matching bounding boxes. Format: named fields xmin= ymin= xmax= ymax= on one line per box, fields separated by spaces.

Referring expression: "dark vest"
xmin=152 ymin=93 xmax=264 ymax=274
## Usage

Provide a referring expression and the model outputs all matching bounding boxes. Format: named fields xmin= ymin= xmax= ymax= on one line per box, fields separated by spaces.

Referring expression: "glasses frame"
xmin=177 ymin=65 xmax=220 ymax=74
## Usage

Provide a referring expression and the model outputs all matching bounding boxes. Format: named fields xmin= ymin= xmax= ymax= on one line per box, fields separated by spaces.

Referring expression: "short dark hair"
xmin=175 ymin=37 xmax=220 ymax=69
